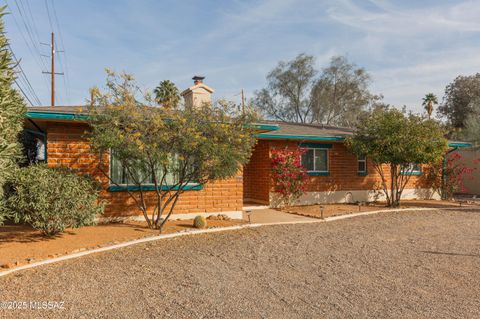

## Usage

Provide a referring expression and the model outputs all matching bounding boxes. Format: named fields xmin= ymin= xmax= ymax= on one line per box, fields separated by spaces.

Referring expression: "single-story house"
xmin=23 ymin=77 xmax=471 ymax=220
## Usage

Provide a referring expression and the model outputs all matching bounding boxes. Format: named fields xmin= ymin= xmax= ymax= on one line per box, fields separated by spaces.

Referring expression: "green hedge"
xmin=2 ymin=164 xmax=104 ymax=236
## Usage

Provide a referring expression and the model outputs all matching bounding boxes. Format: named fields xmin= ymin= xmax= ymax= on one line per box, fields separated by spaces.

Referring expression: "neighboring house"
xmin=23 ymin=77 xmax=471 ymax=219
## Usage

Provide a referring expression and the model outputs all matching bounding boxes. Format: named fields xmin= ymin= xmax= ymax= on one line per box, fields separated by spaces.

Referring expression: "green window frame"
xmin=301 ymin=146 xmax=329 ymax=176
xmin=401 ymin=163 xmax=422 ymax=176
xmin=357 ymin=155 xmax=367 ymax=176
xmin=109 ymin=152 xmax=201 ymax=191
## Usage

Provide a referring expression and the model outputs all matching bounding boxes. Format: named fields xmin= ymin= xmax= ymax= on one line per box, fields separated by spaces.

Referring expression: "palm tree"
xmin=154 ymin=80 xmax=180 ymax=109
xmin=422 ymin=93 xmax=438 ymax=119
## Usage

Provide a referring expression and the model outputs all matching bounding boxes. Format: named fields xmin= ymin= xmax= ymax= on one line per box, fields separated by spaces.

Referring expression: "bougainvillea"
xmin=271 ymin=147 xmax=308 ymax=207
xmin=424 ymin=152 xmax=479 ymax=199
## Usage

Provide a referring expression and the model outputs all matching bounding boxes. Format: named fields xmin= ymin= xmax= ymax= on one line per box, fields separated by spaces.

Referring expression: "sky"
xmin=3 ymin=0 xmax=480 ymax=114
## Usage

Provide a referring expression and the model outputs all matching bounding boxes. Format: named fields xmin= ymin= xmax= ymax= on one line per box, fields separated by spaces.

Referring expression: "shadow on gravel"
xmin=421 ymin=250 xmax=480 ymax=258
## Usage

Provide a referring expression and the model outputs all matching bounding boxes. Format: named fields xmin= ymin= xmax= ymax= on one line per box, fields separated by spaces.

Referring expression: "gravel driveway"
xmin=1 ymin=209 xmax=479 ymax=318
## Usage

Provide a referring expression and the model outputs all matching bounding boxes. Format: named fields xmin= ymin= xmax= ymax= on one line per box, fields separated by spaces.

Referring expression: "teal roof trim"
xmin=448 ymin=142 xmax=473 ymax=148
xmin=257 ymin=133 xmax=345 ymax=141
xmin=26 ymin=111 xmax=88 ymax=121
xmin=252 ymin=123 xmax=280 ymax=131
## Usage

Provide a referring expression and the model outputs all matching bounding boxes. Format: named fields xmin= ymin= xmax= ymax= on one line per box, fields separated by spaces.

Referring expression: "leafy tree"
xmin=88 ymin=70 xmax=257 ymax=230
xmin=438 ymin=73 xmax=480 ymax=128
xmin=253 ymin=54 xmax=377 ymax=126
xmin=271 ymin=147 xmax=308 ymax=207
xmin=346 ymin=109 xmax=448 ymax=207
xmin=0 ymin=7 xmax=27 ymax=201
xmin=311 ymin=56 xmax=378 ymax=127
xmin=422 ymin=93 xmax=438 ymax=119
xmin=253 ymin=53 xmax=316 ymax=123
xmin=154 ymin=80 xmax=180 ymax=109
xmin=457 ymin=101 xmax=480 ymax=144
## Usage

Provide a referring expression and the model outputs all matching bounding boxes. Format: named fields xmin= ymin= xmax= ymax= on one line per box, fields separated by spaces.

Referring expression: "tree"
xmin=253 ymin=53 xmax=316 ymax=123
xmin=422 ymin=93 xmax=438 ymax=119
xmin=253 ymin=54 xmax=377 ymax=126
xmin=0 ymin=7 xmax=27 ymax=209
xmin=271 ymin=147 xmax=308 ymax=207
xmin=154 ymin=80 xmax=180 ymax=109
xmin=311 ymin=56 xmax=378 ymax=127
xmin=88 ymin=70 xmax=257 ymax=230
xmin=438 ymin=73 xmax=480 ymax=128
xmin=458 ymin=101 xmax=480 ymax=144
xmin=346 ymin=109 xmax=448 ymax=207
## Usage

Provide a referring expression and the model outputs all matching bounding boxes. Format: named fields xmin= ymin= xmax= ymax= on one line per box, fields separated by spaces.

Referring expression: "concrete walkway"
xmin=242 ymin=208 xmax=316 ymax=223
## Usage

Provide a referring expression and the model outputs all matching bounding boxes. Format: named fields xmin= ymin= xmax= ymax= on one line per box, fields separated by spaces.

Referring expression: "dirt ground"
xmin=0 ymin=217 xmax=244 ymax=268
xmin=284 ymin=199 xmax=479 ymax=219
xmin=1 ymin=208 xmax=479 ymax=318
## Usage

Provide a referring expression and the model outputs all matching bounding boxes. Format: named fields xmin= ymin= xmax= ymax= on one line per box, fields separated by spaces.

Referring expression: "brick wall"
xmin=46 ymin=122 xmax=243 ymax=217
xmin=268 ymin=140 xmax=428 ymax=194
xmin=243 ymin=140 xmax=270 ymax=203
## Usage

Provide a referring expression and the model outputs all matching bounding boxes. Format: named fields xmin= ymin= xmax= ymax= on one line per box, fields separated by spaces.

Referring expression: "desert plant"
xmin=0 ymin=7 xmax=27 ymax=202
xmin=88 ymin=70 xmax=257 ymax=231
xmin=3 ymin=164 xmax=104 ymax=236
xmin=193 ymin=215 xmax=207 ymax=229
xmin=271 ymin=146 xmax=308 ymax=207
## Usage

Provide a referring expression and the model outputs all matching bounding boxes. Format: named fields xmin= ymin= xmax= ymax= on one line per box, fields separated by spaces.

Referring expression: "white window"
xmin=401 ymin=163 xmax=422 ymax=175
xmin=301 ymin=148 xmax=328 ymax=172
xmin=357 ymin=156 xmax=367 ymax=174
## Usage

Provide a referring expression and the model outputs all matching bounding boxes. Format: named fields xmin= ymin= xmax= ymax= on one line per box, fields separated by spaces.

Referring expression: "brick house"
xmin=23 ymin=78 xmax=470 ymax=219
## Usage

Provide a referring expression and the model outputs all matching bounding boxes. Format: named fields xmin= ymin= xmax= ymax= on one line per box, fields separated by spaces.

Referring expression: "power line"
xmin=50 ymin=0 xmax=70 ymax=103
xmin=5 ymin=0 xmax=48 ymax=103
xmin=9 ymin=44 xmax=42 ymax=105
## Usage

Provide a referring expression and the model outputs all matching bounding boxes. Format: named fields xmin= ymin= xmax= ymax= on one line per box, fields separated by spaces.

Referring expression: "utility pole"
xmin=42 ymin=32 xmax=64 ymax=108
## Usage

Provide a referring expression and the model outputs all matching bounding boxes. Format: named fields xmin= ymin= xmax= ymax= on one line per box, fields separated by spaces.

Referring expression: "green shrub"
xmin=3 ymin=164 xmax=104 ymax=236
xmin=193 ymin=215 xmax=207 ymax=229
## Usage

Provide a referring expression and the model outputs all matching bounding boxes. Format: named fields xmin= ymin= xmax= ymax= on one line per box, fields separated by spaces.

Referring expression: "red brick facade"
xmin=243 ymin=140 xmax=271 ymax=204
xmin=44 ymin=121 xmax=431 ymax=217
xmin=46 ymin=122 xmax=243 ymax=217
xmin=243 ymin=139 xmax=429 ymax=204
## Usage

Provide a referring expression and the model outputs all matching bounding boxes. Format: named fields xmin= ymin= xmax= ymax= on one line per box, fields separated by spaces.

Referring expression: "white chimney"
xmin=180 ymin=75 xmax=214 ymax=109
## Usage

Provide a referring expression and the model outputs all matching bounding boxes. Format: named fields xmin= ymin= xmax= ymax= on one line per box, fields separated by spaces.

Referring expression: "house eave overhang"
xmin=256 ymin=133 xmax=346 ymax=141
xmin=447 ymin=142 xmax=473 ymax=148
xmin=26 ymin=111 xmax=88 ymax=121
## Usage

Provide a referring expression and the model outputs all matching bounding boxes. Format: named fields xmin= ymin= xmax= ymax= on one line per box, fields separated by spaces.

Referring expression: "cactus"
xmin=193 ymin=215 xmax=207 ymax=229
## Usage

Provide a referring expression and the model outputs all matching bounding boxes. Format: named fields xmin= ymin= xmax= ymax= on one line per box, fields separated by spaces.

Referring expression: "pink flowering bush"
xmin=425 ymin=152 xmax=480 ymax=199
xmin=271 ymin=147 xmax=308 ymax=206
xmin=443 ymin=152 xmax=479 ymax=198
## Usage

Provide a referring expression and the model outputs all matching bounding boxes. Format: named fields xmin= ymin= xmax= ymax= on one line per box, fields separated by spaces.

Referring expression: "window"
xmin=301 ymin=148 xmax=329 ymax=174
xmin=357 ymin=156 xmax=367 ymax=175
xmin=401 ymin=163 xmax=422 ymax=175
xmin=110 ymin=153 xmax=177 ymax=186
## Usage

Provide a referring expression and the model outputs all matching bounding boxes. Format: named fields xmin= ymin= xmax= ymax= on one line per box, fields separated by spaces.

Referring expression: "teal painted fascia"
xmin=252 ymin=123 xmax=280 ymax=131
xmin=299 ymin=143 xmax=333 ymax=149
xmin=26 ymin=111 xmax=88 ymax=121
xmin=448 ymin=142 xmax=472 ymax=148
xmin=108 ymin=184 xmax=203 ymax=192
xmin=257 ymin=133 xmax=345 ymax=141
xmin=307 ymin=171 xmax=330 ymax=176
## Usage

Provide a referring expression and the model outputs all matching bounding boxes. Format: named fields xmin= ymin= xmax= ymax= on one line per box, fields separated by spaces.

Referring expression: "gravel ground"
xmin=1 ymin=209 xmax=479 ymax=318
